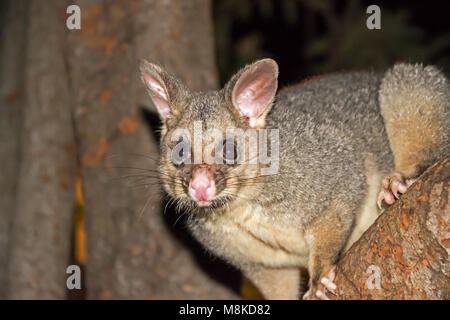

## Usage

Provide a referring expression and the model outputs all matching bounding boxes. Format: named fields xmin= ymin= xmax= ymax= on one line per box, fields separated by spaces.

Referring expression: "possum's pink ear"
xmin=229 ymin=59 xmax=278 ymax=127
xmin=139 ymin=60 xmax=173 ymax=120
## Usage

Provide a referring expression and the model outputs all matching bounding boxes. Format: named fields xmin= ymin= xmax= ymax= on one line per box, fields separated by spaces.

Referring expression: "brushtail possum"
xmin=139 ymin=59 xmax=449 ymax=299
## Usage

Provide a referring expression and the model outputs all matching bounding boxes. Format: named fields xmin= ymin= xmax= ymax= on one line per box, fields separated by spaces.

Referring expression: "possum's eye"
xmin=223 ymin=139 xmax=238 ymax=163
xmin=172 ymin=140 xmax=190 ymax=166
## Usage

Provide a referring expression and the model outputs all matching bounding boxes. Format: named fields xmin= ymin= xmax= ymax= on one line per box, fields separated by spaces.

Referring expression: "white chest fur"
xmin=189 ymin=203 xmax=310 ymax=269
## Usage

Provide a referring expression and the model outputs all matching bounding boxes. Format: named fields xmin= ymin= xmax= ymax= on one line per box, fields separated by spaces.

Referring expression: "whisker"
xmin=109 ymin=174 xmax=163 ymax=183
xmin=163 ymin=199 xmax=172 ymax=216
xmin=128 ymin=182 xmax=164 ymax=189
xmin=173 ymin=211 xmax=187 ymax=228
xmin=109 ymin=165 xmax=159 ymax=172
xmin=106 ymin=152 xmax=160 ymax=162
xmin=138 ymin=190 xmax=154 ymax=222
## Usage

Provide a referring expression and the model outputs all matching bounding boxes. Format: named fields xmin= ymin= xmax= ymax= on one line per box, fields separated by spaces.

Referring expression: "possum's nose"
xmin=188 ymin=166 xmax=216 ymax=205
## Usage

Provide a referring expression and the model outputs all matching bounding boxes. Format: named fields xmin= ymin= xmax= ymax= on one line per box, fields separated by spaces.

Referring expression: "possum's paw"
xmin=316 ymin=267 xmax=337 ymax=300
xmin=303 ymin=266 xmax=336 ymax=300
xmin=377 ymin=173 xmax=416 ymax=208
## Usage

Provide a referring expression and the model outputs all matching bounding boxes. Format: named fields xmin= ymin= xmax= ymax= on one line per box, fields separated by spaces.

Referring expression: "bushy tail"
xmin=379 ymin=63 xmax=450 ymax=177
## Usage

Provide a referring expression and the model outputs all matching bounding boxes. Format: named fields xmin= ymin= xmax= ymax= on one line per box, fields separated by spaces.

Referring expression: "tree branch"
xmin=332 ymin=157 xmax=449 ymax=299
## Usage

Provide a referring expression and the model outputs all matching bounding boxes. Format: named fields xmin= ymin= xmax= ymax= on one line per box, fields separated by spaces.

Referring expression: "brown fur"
xmin=379 ymin=63 xmax=450 ymax=178
xmin=241 ymin=266 xmax=301 ymax=300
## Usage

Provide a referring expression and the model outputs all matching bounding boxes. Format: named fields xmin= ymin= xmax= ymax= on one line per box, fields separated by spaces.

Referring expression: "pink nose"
xmin=190 ymin=180 xmax=212 ymax=200
xmin=188 ymin=167 xmax=216 ymax=203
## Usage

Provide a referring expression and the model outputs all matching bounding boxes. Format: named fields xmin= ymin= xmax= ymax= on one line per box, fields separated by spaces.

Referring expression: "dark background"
xmin=213 ymin=0 xmax=450 ymax=87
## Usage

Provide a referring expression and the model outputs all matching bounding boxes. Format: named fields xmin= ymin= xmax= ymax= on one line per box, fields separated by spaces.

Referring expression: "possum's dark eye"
xmin=223 ymin=139 xmax=237 ymax=162
xmin=172 ymin=140 xmax=190 ymax=166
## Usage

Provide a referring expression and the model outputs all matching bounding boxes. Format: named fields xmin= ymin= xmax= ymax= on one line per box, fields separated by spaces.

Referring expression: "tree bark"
xmin=66 ymin=0 xmax=237 ymax=299
xmin=0 ymin=0 xmax=28 ymax=299
xmin=0 ymin=0 xmax=238 ymax=299
xmin=332 ymin=157 xmax=450 ymax=299
xmin=1 ymin=0 xmax=77 ymax=299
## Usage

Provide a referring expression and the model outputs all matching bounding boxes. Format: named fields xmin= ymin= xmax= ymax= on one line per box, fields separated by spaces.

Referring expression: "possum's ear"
xmin=225 ymin=58 xmax=279 ymax=128
xmin=139 ymin=60 xmax=188 ymax=120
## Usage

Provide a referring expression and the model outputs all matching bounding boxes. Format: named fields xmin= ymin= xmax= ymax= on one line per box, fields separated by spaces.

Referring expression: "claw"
xmin=390 ymin=180 xmax=400 ymax=199
xmin=304 ymin=267 xmax=338 ymax=300
xmin=316 ymin=266 xmax=337 ymax=299
xmin=321 ymin=277 xmax=336 ymax=293
xmin=377 ymin=173 xmax=413 ymax=208
xmin=315 ymin=289 xmax=329 ymax=300
xmin=377 ymin=190 xmax=391 ymax=209
xmin=377 ymin=195 xmax=382 ymax=210
xmin=377 ymin=191 xmax=386 ymax=209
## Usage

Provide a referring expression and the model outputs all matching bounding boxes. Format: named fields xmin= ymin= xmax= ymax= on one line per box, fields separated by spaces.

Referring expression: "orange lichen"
xmin=417 ymin=192 xmax=429 ymax=202
xmin=87 ymin=36 xmax=119 ymax=57
xmin=118 ymin=116 xmax=139 ymax=135
xmin=74 ymin=176 xmax=87 ymax=264
xmin=380 ymin=242 xmax=391 ymax=257
xmin=441 ymin=238 xmax=450 ymax=248
xmin=99 ymin=290 xmax=113 ymax=300
xmin=399 ymin=208 xmax=410 ymax=231
xmin=81 ymin=5 xmax=103 ymax=36
xmin=82 ymin=138 xmax=110 ymax=167
xmin=97 ymin=88 xmax=113 ymax=104
xmin=79 ymin=5 xmax=119 ymax=56
xmin=393 ymin=245 xmax=405 ymax=265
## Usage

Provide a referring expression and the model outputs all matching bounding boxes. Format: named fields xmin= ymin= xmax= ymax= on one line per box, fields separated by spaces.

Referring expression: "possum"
xmin=139 ymin=58 xmax=449 ymax=299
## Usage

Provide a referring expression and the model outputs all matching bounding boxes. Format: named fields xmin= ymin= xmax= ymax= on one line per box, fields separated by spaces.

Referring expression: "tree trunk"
xmin=332 ymin=157 xmax=450 ymax=299
xmin=1 ymin=0 xmax=77 ymax=299
xmin=0 ymin=0 xmax=28 ymax=299
xmin=0 ymin=0 xmax=238 ymax=299
xmin=66 ymin=0 xmax=237 ymax=299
